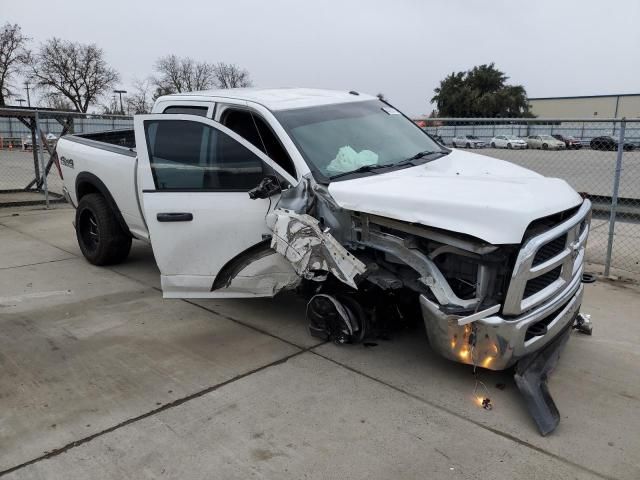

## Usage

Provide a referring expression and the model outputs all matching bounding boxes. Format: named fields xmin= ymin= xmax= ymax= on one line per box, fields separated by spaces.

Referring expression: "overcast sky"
xmin=6 ymin=0 xmax=640 ymax=115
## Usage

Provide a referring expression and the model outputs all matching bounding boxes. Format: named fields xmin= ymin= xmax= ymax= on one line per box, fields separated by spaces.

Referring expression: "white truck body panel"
xmin=59 ymin=138 xmax=149 ymax=240
xmin=328 ymin=149 xmax=582 ymax=244
xmin=133 ymin=114 xmax=298 ymax=297
xmin=152 ymin=88 xmax=376 ymax=112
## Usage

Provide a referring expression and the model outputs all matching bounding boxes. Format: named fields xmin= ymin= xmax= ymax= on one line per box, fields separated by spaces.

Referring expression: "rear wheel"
xmin=542 ymin=143 xmax=548 ymax=150
xmin=466 ymin=142 xmax=471 ymax=148
xmin=76 ymin=193 xmax=132 ymax=265
xmin=452 ymin=142 xmax=457 ymax=147
xmin=507 ymin=143 xmax=512 ymax=149
xmin=491 ymin=142 xmax=496 ymax=148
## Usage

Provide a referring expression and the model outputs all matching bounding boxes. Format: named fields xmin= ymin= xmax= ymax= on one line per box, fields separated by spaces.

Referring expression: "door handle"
xmin=157 ymin=212 xmax=193 ymax=222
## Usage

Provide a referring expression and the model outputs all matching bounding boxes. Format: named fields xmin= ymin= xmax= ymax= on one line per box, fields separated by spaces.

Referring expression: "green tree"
xmin=431 ymin=64 xmax=532 ymax=117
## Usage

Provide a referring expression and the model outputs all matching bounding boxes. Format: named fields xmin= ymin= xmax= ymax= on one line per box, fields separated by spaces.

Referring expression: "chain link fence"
xmin=1 ymin=109 xmax=638 ymax=275
xmin=420 ymin=117 xmax=640 ymax=275
xmin=0 ymin=108 xmax=132 ymax=206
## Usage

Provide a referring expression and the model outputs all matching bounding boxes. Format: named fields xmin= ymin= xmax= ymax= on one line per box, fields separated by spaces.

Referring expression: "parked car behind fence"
xmin=552 ymin=134 xmax=582 ymax=149
xmin=451 ymin=135 xmax=485 ymax=148
xmin=490 ymin=135 xmax=527 ymax=149
xmin=526 ymin=135 xmax=566 ymax=150
xmin=590 ymin=135 xmax=635 ymax=151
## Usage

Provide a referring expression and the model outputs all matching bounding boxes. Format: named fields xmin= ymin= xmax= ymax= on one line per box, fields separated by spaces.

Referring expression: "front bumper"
xmin=420 ymin=272 xmax=583 ymax=370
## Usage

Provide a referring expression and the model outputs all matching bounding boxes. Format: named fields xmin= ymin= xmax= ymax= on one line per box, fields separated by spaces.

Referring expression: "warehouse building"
xmin=528 ymin=93 xmax=640 ymax=118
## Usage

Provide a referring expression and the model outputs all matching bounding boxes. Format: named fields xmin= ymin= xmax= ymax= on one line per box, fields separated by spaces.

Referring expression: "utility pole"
xmin=24 ymin=81 xmax=31 ymax=107
xmin=113 ymin=89 xmax=127 ymax=115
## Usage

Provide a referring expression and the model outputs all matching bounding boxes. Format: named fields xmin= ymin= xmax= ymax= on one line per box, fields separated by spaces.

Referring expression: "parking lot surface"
xmin=1 ymin=205 xmax=639 ymax=479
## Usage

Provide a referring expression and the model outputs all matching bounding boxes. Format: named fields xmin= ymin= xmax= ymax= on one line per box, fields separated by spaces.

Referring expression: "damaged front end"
xmin=259 ymin=174 xmax=592 ymax=435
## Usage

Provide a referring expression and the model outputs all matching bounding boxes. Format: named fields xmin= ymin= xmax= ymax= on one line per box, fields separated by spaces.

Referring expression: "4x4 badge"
xmin=60 ymin=156 xmax=74 ymax=169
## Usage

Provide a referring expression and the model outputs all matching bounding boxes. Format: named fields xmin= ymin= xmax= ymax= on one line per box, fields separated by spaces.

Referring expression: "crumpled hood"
xmin=328 ymin=149 xmax=582 ymax=244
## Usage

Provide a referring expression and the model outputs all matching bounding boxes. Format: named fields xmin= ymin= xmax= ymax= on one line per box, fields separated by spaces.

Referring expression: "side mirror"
xmin=248 ymin=175 xmax=282 ymax=200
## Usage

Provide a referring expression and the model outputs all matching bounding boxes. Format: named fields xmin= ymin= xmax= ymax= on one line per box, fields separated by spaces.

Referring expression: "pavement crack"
xmin=0 ymin=257 xmax=75 ymax=271
xmin=310 ymin=350 xmax=617 ymax=480
xmin=102 ymin=265 xmax=319 ymax=352
xmin=0 ymin=349 xmax=306 ymax=478
xmin=182 ymin=298 xmax=318 ymax=351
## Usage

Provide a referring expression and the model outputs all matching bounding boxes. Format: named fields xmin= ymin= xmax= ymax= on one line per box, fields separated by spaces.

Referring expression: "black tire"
xmin=507 ymin=143 xmax=512 ymax=149
xmin=452 ymin=142 xmax=457 ymax=147
xmin=491 ymin=142 xmax=496 ymax=148
xmin=466 ymin=142 xmax=471 ymax=148
xmin=542 ymin=143 xmax=548 ymax=150
xmin=75 ymin=193 xmax=132 ymax=265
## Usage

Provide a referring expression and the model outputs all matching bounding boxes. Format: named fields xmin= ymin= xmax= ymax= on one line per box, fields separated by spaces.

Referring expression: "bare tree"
xmin=153 ymin=55 xmax=216 ymax=95
xmin=100 ymin=95 xmax=120 ymax=115
xmin=126 ymin=78 xmax=153 ymax=114
xmin=30 ymin=38 xmax=120 ymax=112
xmin=152 ymin=55 xmax=252 ymax=96
xmin=0 ymin=23 xmax=31 ymax=107
xmin=42 ymin=92 xmax=74 ymax=111
xmin=213 ymin=62 xmax=252 ymax=89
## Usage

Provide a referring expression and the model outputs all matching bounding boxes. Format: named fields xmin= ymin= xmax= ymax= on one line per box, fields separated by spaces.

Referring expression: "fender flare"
xmin=75 ymin=171 xmax=131 ymax=236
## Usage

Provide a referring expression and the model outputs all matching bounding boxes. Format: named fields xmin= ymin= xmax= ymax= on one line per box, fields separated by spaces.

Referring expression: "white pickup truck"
xmin=57 ymin=88 xmax=591 ymax=434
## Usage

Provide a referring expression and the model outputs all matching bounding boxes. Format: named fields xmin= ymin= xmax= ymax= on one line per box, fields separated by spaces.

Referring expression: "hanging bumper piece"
xmin=513 ymin=323 xmax=573 ymax=436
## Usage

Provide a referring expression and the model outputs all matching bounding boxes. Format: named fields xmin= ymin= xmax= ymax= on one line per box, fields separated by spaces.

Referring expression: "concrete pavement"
xmin=1 ymin=205 xmax=639 ymax=479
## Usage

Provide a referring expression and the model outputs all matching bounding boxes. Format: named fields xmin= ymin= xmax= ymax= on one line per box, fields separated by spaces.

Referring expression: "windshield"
xmin=274 ymin=100 xmax=443 ymax=180
xmin=540 ymin=135 xmax=555 ymax=140
xmin=505 ymin=135 xmax=520 ymax=140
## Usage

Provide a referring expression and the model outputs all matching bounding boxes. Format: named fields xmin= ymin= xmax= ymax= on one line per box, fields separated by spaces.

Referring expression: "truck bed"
xmin=77 ymin=129 xmax=136 ymax=150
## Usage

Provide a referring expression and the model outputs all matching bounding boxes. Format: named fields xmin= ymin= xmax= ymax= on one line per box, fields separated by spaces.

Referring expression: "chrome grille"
xmin=532 ymin=234 xmax=567 ymax=266
xmin=524 ymin=265 xmax=562 ymax=297
xmin=503 ymin=200 xmax=592 ymax=316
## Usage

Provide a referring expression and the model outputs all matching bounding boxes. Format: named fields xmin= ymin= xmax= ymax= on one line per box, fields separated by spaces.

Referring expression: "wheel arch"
xmin=75 ymin=172 xmax=131 ymax=236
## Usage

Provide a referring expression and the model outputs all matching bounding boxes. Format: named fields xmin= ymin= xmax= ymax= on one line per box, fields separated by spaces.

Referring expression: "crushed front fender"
xmin=268 ymin=209 xmax=366 ymax=289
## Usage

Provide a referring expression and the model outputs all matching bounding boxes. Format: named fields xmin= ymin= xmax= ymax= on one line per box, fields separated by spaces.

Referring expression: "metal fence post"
xmin=34 ymin=111 xmax=49 ymax=208
xmin=603 ymin=118 xmax=626 ymax=276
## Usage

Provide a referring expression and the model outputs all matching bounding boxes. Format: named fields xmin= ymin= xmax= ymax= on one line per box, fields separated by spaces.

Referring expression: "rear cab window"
xmin=162 ymin=105 xmax=209 ymax=116
xmin=219 ymin=108 xmax=296 ymax=178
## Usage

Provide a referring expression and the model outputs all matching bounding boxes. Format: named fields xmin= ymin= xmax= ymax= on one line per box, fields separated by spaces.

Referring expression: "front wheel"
xmin=507 ymin=143 xmax=513 ymax=149
xmin=452 ymin=142 xmax=457 ymax=147
xmin=466 ymin=143 xmax=471 ymax=148
xmin=76 ymin=193 xmax=132 ymax=266
xmin=542 ymin=143 xmax=548 ymax=150
xmin=491 ymin=142 xmax=496 ymax=148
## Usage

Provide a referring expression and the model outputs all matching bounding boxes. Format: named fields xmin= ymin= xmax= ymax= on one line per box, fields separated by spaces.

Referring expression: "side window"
xmin=221 ymin=109 xmax=296 ymax=177
xmin=144 ymin=120 xmax=264 ymax=191
xmin=163 ymin=105 xmax=208 ymax=116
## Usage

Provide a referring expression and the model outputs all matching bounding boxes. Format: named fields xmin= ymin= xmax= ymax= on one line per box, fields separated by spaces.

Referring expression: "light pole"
xmin=113 ymin=89 xmax=127 ymax=115
xmin=24 ymin=82 xmax=31 ymax=107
